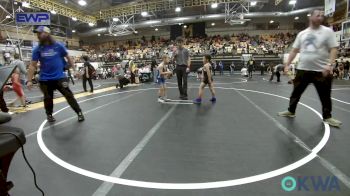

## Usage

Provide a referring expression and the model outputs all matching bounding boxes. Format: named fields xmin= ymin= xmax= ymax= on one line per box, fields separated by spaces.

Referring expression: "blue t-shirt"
xmin=32 ymin=42 xmax=68 ymax=81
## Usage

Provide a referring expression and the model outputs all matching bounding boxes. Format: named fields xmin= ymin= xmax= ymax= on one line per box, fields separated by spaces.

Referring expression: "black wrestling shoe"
xmin=78 ymin=112 xmax=85 ymax=122
xmin=47 ymin=115 xmax=56 ymax=123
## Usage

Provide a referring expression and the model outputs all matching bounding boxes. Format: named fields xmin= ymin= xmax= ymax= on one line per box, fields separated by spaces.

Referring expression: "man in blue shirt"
xmin=27 ymin=26 xmax=84 ymax=122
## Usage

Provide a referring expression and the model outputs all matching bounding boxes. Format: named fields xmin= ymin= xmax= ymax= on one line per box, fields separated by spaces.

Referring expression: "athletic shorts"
xmin=12 ymin=83 xmax=24 ymax=97
xmin=157 ymin=77 xmax=166 ymax=85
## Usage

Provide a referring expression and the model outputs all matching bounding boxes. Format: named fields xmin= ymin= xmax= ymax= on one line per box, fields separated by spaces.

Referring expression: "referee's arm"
xmin=187 ymin=56 xmax=191 ymax=70
xmin=284 ymin=48 xmax=299 ymax=73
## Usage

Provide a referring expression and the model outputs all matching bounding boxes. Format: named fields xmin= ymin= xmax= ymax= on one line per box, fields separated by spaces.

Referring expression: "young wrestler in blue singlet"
xmin=157 ymin=55 xmax=173 ymax=102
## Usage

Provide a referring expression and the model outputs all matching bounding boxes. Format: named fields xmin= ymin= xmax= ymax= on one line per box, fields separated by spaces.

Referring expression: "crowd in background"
xmin=76 ymin=33 xmax=297 ymax=63
xmin=334 ymin=59 xmax=350 ymax=80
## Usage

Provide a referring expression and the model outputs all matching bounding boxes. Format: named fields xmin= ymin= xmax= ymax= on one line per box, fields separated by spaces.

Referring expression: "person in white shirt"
xmin=278 ymin=9 xmax=342 ymax=127
xmin=241 ymin=66 xmax=248 ymax=77
xmin=260 ymin=61 xmax=265 ymax=75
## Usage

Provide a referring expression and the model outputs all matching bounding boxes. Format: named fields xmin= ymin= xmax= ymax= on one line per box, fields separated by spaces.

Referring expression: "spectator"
xmin=269 ymin=63 xmax=284 ymax=82
xmin=218 ymin=61 xmax=224 ymax=76
xmin=230 ymin=61 xmax=235 ymax=75
xmin=338 ymin=63 xmax=344 ymax=80
xmin=10 ymin=53 xmax=31 ymax=104
xmin=260 ymin=61 xmax=265 ymax=75
xmin=212 ymin=61 xmax=217 ymax=76
xmin=129 ymin=60 xmax=137 ymax=84
xmin=344 ymin=60 xmax=349 ymax=79
xmin=82 ymin=56 xmax=95 ymax=93
xmin=115 ymin=64 xmax=130 ymax=89
xmin=151 ymin=58 xmax=158 ymax=83
xmin=247 ymin=58 xmax=255 ymax=78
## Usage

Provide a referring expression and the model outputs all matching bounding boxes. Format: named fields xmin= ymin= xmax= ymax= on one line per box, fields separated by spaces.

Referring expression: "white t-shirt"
xmin=241 ymin=68 xmax=248 ymax=76
xmin=293 ymin=25 xmax=338 ymax=72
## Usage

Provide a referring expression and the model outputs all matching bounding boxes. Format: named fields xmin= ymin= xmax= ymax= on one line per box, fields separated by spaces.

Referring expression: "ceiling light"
xmin=307 ymin=13 xmax=311 ymax=17
xmin=113 ymin=18 xmax=119 ymax=22
xmin=141 ymin=11 xmax=148 ymax=17
xmin=175 ymin=7 xmax=181 ymax=12
xmin=97 ymin=34 xmax=101 ymax=36
xmin=289 ymin=0 xmax=296 ymax=5
xmin=205 ymin=14 xmax=222 ymax=18
xmin=5 ymin=15 xmax=11 ymax=19
xmin=294 ymin=16 xmax=299 ymax=20
xmin=78 ymin=0 xmax=87 ymax=6
xmin=50 ymin=10 xmax=56 ymax=14
xmin=155 ymin=28 xmax=158 ymax=31
xmin=211 ymin=22 xmax=215 ymax=26
xmin=145 ymin=20 xmax=161 ymax=24
xmin=184 ymin=25 xmax=187 ymax=28
xmin=174 ymin=17 xmax=190 ymax=21
xmin=269 ymin=20 xmax=274 ymax=24
xmin=72 ymin=30 xmax=76 ymax=33
xmin=72 ymin=17 xmax=77 ymax=21
xmin=88 ymin=23 xmax=94 ymax=26
xmin=250 ymin=1 xmax=257 ymax=6
xmin=211 ymin=3 xmax=218 ymax=8
xmin=134 ymin=31 xmax=138 ymax=34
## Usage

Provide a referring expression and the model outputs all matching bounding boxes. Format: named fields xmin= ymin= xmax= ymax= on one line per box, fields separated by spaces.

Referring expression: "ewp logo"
xmin=281 ymin=176 xmax=340 ymax=192
xmin=16 ymin=12 xmax=50 ymax=25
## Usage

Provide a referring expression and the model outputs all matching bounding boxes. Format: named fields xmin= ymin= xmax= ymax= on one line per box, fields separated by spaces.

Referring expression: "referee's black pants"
xmin=288 ymin=70 xmax=333 ymax=119
xmin=176 ymin=65 xmax=188 ymax=97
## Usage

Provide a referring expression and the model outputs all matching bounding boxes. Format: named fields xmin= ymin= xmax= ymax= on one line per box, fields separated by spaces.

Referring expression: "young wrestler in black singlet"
xmin=193 ymin=55 xmax=216 ymax=104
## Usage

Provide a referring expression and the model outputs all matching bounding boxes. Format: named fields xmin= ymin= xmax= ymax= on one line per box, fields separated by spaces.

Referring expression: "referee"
xmin=173 ymin=37 xmax=191 ymax=100
xmin=27 ymin=26 xmax=84 ymax=122
xmin=278 ymin=9 xmax=341 ymax=127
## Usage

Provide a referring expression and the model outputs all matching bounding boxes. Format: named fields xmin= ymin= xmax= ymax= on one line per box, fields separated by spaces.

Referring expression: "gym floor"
xmin=3 ymin=79 xmax=118 ymax=104
xmin=5 ymin=74 xmax=350 ymax=196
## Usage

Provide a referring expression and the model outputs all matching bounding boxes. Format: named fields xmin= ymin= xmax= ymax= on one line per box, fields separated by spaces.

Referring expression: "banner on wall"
xmin=15 ymin=12 xmax=50 ymax=25
xmin=327 ymin=0 xmax=348 ymax=24
xmin=325 ymin=0 xmax=336 ymax=16
xmin=183 ymin=24 xmax=193 ymax=38
xmin=341 ymin=20 xmax=350 ymax=40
